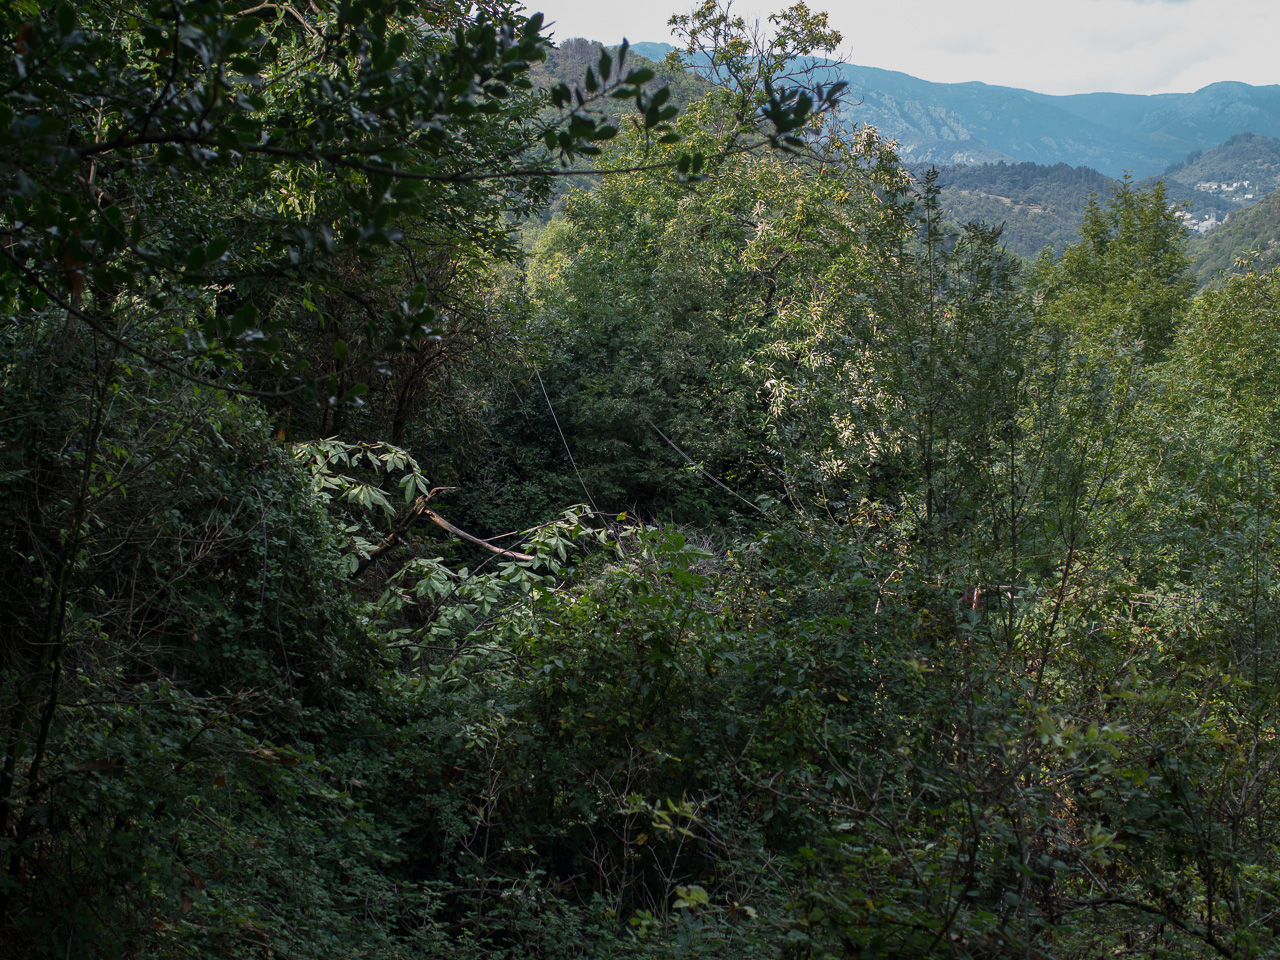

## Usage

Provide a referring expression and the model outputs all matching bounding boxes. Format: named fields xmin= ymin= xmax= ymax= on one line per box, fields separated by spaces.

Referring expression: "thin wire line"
xmin=535 ymin=369 xmax=600 ymax=515
xmin=643 ymin=417 xmax=769 ymax=517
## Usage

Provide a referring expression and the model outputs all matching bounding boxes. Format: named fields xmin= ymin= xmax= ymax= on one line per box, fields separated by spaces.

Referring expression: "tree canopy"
xmin=5 ymin=3 xmax=1280 ymax=959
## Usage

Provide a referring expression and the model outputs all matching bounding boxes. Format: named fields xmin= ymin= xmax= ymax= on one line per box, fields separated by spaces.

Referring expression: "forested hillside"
xmin=925 ymin=161 xmax=1115 ymax=257
xmin=1158 ymin=132 xmax=1280 ymax=224
xmin=6 ymin=3 xmax=1280 ymax=960
xmin=1164 ymin=132 xmax=1280 ymax=195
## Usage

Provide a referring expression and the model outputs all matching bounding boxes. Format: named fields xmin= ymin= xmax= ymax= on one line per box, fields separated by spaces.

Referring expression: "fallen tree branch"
xmin=354 ymin=491 xmax=535 ymax=577
xmin=421 ymin=508 xmax=535 ymax=562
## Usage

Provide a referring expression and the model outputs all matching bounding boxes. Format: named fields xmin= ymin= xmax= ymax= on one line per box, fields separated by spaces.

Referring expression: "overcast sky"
xmin=527 ymin=0 xmax=1280 ymax=97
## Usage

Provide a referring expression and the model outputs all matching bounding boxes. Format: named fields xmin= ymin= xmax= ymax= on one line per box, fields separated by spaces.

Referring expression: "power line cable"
xmin=643 ymin=417 xmax=826 ymax=550
xmin=535 ymin=368 xmax=600 ymax=515
xmin=643 ymin=416 xmax=769 ymax=517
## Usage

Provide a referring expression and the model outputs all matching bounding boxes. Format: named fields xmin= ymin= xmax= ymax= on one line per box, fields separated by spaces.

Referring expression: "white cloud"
xmin=527 ymin=0 xmax=676 ymax=47
xmin=527 ymin=0 xmax=1280 ymax=95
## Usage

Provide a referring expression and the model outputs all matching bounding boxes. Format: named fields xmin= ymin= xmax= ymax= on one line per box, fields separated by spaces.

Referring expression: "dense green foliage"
xmin=933 ymin=161 xmax=1116 ymax=201
xmin=1031 ymin=177 xmax=1195 ymax=359
xmin=6 ymin=3 xmax=1280 ymax=959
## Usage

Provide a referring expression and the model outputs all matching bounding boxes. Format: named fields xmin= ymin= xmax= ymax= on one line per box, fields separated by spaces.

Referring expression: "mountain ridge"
xmin=629 ymin=43 xmax=1280 ymax=179
xmin=832 ymin=65 xmax=1280 ymax=178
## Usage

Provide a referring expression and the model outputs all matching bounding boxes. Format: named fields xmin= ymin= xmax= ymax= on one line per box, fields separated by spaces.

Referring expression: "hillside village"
xmin=1178 ymin=208 xmax=1227 ymax=234
xmin=1195 ymin=179 xmax=1256 ymax=199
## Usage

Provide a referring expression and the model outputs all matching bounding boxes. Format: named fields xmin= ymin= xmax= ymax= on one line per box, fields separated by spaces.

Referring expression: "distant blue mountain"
xmin=831 ymin=66 xmax=1280 ymax=178
xmin=628 ymin=43 xmax=1280 ymax=179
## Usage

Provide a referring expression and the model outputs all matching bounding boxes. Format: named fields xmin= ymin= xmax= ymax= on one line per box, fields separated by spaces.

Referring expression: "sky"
xmin=526 ymin=0 xmax=1280 ymax=97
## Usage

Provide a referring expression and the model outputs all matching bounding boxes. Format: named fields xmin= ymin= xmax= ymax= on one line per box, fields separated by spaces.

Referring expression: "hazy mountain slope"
xmin=833 ymin=65 xmax=1173 ymax=175
xmin=921 ymin=149 xmax=1280 ymax=272
xmin=617 ymin=41 xmax=1280 ymax=270
xmin=1052 ymin=83 xmax=1280 ymax=159
xmin=835 ymin=65 xmax=1280 ymax=178
xmin=630 ymin=41 xmax=677 ymax=62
